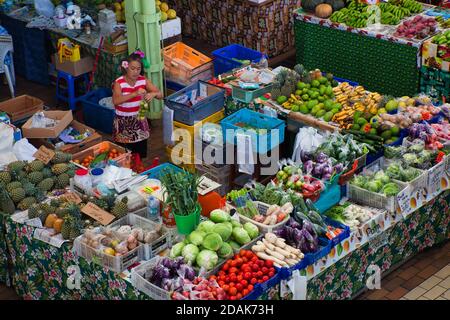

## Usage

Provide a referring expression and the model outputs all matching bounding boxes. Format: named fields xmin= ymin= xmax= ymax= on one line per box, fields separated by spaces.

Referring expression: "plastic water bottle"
xmin=147 ymin=196 xmax=161 ymax=222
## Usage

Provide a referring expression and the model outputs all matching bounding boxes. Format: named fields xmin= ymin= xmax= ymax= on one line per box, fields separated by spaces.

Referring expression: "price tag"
xmin=396 ymin=185 xmax=412 ymax=218
xmin=33 ymin=146 xmax=56 ymax=164
xmin=62 ymin=192 xmax=82 ymax=204
xmin=81 ymin=202 xmax=115 ymax=226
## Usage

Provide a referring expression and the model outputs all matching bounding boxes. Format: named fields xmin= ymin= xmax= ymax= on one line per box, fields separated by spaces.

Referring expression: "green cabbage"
xmin=182 ymin=244 xmax=199 ymax=263
xmin=169 ymin=242 xmax=185 ymax=258
xmin=202 ymin=233 xmax=223 ymax=251
xmin=232 ymin=227 xmax=251 ymax=245
xmin=197 ymin=221 xmax=216 ymax=233
xmin=218 ymin=242 xmax=233 ymax=258
xmin=188 ymin=231 xmax=205 ymax=246
xmin=243 ymin=222 xmax=259 ymax=240
xmin=196 ymin=250 xmax=219 ymax=270
xmin=213 ymin=223 xmax=233 ymax=241
xmin=230 ymin=220 xmax=242 ymax=228
xmin=210 ymin=209 xmax=231 ymax=223
xmin=228 ymin=241 xmax=240 ymax=250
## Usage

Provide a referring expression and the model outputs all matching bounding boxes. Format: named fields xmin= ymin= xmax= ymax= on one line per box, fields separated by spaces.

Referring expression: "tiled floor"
xmin=358 ymin=241 xmax=450 ymax=300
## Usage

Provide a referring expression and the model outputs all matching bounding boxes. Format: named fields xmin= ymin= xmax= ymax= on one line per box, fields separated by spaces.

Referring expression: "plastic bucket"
xmin=173 ymin=205 xmax=201 ymax=235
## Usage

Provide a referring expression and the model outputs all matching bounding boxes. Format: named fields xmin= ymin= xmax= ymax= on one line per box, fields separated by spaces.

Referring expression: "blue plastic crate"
xmin=165 ymin=80 xmax=185 ymax=92
xmin=165 ymin=80 xmax=225 ymax=126
xmin=220 ymin=108 xmax=286 ymax=154
xmin=304 ymin=237 xmax=332 ymax=266
xmin=314 ymin=174 xmax=342 ymax=214
xmin=80 ymin=88 xmax=115 ymax=134
xmin=140 ymin=163 xmax=183 ymax=180
xmin=325 ymin=218 xmax=351 ymax=248
xmin=333 ymin=76 xmax=359 ymax=87
xmin=241 ymin=273 xmax=279 ymax=300
xmin=212 ymin=44 xmax=266 ymax=76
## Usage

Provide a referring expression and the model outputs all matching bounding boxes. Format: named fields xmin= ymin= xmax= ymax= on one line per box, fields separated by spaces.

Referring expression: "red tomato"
xmin=241 ymin=280 xmax=248 ymax=287
xmin=252 ymin=272 xmax=258 ymax=278
xmin=269 ymin=271 xmax=275 ymax=278
xmin=262 ymin=276 xmax=269 ymax=282
xmin=269 ymin=267 xmax=275 ymax=273
xmin=229 ymin=287 xmax=237 ymax=296
xmin=242 ymin=289 xmax=249 ymax=297
xmin=265 ymin=260 xmax=274 ymax=268
xmin=242 ymin=266 xmax=251 ymax=274
xmin=236 ymin=293 xmax=243 ymax=300
xmin=237 ymin=275 xmax=243 ymax=282
xmin=230 ymin=295 xmax=236 ymax=301
xmin=230 ymin=260 xmax=237 ymax=267
xmin=256 ymin=271 xmax=263 ymax=278
xmin=251 ymin=264 xmax=259 ymax=272
xmin=218 ymin=271 xmax=225 ymax=277
xmin=222 ymin=264 xmax=230 ymax=271
xmin=225 ymin=276 xmax=230 ymax=283
xmin=247 ymin=284 xmax=254 ymax=292
xmin=210 ymin=275 xmax=217 ymax=280
xmin=229 ymin=267 xmax=238 ymax=274
xmin=236 ymin=283 xmax=243 ymax=292
xmin=229 ymin=282 xmax=235 ymax=288
xmin=230 ymin=274 xmax=237 ymax=283
xmin=218 ymin=280 xmax=225 ymax=287
xmin=244 ymin=272 xmax=252 ymax=280
xmin=242 ymin=257 xmax=248 ymax=263
xmin=262 ymin=267 xmax=269 ymax=274
xmin=239 ymin=250 xmax=246 ymax=257
xmin=258 ymin=279 xmax=264 ymax=283
xmin=250 ymin=278 xmax=258 ymax=285
xmin=246 ymin=251 xmax=254 ymax=259
xmin=236 ymin=258 xmax=243 ymax=266
xmin=219 ymin=275 xmax=226 ymax=282
xmin=222 ymin=284 xmax=229 ymax=292
xmin=257 ymin=260 xmax=264 ymax=267
xmin=251 ymin=256 xmax=259 ymax=263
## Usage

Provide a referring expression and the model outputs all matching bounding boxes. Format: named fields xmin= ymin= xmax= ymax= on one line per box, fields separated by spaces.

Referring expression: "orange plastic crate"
xmin=163 ymin=42 xmax=214 ymax=86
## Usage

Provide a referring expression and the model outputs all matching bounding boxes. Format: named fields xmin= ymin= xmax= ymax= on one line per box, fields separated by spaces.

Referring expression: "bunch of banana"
xmin=400 ymin=0 xmax=422 ymax=14
xmin=435 ymin=16 xmax=450 ymax=29
xmin=281 ymin=94 xmax=301 ymax=110
xmin=379 ymin=3 xmax=410 ymax=21
xmin=380 ymin=12 xmax=400 ymax=25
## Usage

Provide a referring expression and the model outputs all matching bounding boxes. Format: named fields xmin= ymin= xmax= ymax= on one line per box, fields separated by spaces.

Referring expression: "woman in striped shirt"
xmin=112 ymin=52 xmax=163 ymax=158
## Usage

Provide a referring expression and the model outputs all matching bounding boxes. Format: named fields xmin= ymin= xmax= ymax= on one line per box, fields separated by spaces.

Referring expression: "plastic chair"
xmin=56 ymin=70 xmax=90 ymax=111
xmin=0 ymin=35 xmax=15 ymax=98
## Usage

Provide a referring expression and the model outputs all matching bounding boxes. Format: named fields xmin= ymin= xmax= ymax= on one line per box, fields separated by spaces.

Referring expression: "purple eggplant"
xmin=316 ymin=152 xmax=329 ymax=164
xmin=303 ymin=160 xmax=314 ymax=174
xmin=286 ymin=218 xmax=301 ymax=229
xmin=334 ymin=163 xmax=344 ymax=173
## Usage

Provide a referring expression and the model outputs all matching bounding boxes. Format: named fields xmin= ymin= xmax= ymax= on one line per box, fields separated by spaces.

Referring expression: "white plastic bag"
xmin=162 ymin=105 xmax=174 ymax=146
xmin=12 ymin=138 xmax=37 ymax=162
xmin=292 ymin=127 xmax=326 ymax=163
xmin=0 ymin=123 xmax=17 ymax=167
xmin=34 ymin=0 xmax=55 ymax=18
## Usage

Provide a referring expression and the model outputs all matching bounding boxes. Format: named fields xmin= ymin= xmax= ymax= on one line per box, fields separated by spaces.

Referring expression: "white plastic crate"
xmin=73 ymin=228 xmax=141 ymax=273
xmin=108 ymin=214 xmax=170 ymax=261
xmin=130 ymin=257 xmax=173 ymax=300
xmin=236 ymin=201 xmax=289 ymax=234
xmin=364 ymin=157 xmax=428 ymax=192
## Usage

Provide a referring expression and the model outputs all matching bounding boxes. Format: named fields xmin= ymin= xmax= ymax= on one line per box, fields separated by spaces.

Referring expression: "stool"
xmin=56 ymin=70 xmax=90 ymax=111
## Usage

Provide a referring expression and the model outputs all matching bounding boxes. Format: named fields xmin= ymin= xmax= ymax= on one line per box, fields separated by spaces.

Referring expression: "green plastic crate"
xmin=232 ymin=84 xmax=273 ymax=103
xmin=294 ymin=20 xmax=420 ymax=97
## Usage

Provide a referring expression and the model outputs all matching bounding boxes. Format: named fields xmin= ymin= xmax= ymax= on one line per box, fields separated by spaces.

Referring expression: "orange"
xmin=112 ymin=149 xmax=117 ymax=153
xmin=441 ymin=177 xmax=448 ymax=189
xmin=306 ymin=265 xmax=314 ymax=276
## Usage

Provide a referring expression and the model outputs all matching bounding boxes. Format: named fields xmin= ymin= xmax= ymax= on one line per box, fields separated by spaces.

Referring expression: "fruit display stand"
xmin=171 ymin=0 xmax=302 ymax=59
xmin=293 ymin=8 xmax=434 ymax=97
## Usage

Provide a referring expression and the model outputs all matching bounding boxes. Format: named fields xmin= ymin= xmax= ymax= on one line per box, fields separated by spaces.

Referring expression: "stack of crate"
xmin=195 ymin=162 xmax=232 ymax=196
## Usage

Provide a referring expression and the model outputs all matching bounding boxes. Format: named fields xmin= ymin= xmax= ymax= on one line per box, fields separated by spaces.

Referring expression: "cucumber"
xmin=312 ymin=223 xmax=327 ymax=237
xmin=307 ymin=210 xmax=327 ymax=227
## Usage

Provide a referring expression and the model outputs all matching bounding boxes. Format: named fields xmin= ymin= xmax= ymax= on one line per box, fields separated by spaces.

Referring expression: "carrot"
xmin=276 ymin=213 xmax=286 ymax=223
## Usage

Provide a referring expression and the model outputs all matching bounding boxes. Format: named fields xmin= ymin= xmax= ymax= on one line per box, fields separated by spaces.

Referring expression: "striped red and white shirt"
xmin=114 ymin=75 xmax=146 ymax=116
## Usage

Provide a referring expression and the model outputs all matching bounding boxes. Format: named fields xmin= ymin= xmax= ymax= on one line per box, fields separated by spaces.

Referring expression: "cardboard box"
xmin=22 ymin=110 xmax=73 ymax=139
xmin=422 ymin=40 xmax=450 ymax=72
xmin=28 ymin=120 xmax=102 ymax=154
xmin=0 ymin=95 xmax=44 ymax=123
xmin=53 ymin=53 xmax=93 ymax=77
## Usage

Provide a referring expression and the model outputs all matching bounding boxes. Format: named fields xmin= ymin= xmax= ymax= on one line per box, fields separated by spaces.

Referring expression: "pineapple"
xmin=9 ymin=188 xmax=26 ymax=203
xmin=18 ymin=197 xmax=37 ymax=211
xmin=294 ymin=64 xmax=305 ymax=77
xmin=54 ymin=173 xmax=70 ymax=189
xmin=111 ymin=197 xmax=128 ymax=219
xmin=7 ymin=161 xmax=26 ymax=172
xmin=41 ymin=167 xmax=53 ymax=179
xmin=51 ymin=151 xmax=72 ymax=164
xmin=26 ymin=160 xmax=45 ymax=172
xmin=50 ymin=198 xmax=63 ymax=208
xmin=0 ymin=189 xmax=15 ymax=215
xmin=10 ymin=170 xmax=26 ymax=182
xmin=93 ymin=198 xmax=108 ymax=211
xmin=22 ymin=181 xmax=36 ymax=197
xmin=38 ymin=178 xmax=54 ymax=192
xmin=38 ymin=203 xmax=53 ymax=215
xmin=28 ymin=171 xmax=44 ymax=184
xmin=61 ymin=217 xmax=72 ymax=240
xmin=6 ymin=181 xmax=22 ymax=193
xmin=0 ymin=171 xmax=11 ymax=185
xmin=51 ymin=163 xmax=69 ymax=175
xmin=101 ymin=194 xmax=117 ymax=211
xmin=38 ymin=210 xmax=48 ymax=224
xmin=28 ymin=204 xmax=40 ymax=219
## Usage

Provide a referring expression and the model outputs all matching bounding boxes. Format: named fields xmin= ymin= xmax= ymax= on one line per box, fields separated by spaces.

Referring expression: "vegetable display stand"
xmin=173 ymin=205 xmax=201 ymax=235
xmin=72 ymin=141 xmax=132 ymax=169
xmin=294 ymin=9 xmax=423 ymax=97
xmin=236 ymin=201 xmax=289 ymax=234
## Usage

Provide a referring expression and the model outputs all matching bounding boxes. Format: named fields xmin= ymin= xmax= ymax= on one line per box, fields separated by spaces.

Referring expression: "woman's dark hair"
xmin=120 ymin=53 xmax=144 ymax=76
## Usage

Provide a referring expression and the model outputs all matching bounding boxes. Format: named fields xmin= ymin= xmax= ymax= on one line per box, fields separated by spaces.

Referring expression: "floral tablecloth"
xmin=2 ymin=190 xmax=449 ymax=299
xmin=0 ymin=213 xmax=11 ymax=286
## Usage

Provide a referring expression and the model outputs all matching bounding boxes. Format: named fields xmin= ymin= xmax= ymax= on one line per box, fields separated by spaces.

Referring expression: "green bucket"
xmin=173 ymin=205 xmax=201 ymax=235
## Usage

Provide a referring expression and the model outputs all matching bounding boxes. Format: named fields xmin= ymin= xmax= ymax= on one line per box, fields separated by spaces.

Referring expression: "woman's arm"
xmin=112 ymin=82 xmax=146 ymax=105
xmin=145 ymin=79 xmax=163 ymax=100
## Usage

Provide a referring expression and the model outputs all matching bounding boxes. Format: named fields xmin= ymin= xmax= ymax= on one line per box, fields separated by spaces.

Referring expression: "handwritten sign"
xmin=81 ymin=202 xmax=115 ymax=226
xmin=62 ymin=192 xmax=82 ymax=204
xmin=396 ymin=184 xmax=413 ymax=218
xmin=33 ymin=146 xmax=56 ymax=164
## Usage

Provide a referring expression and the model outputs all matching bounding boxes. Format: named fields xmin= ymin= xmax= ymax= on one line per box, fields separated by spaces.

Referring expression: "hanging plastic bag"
xmin=34 ymin=0 xmax=55 ymax=18
xmin=12 ymin=138 xmax=37 ymax=162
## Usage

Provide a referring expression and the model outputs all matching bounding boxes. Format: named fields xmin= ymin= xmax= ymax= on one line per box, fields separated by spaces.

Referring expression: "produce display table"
xmin=2 ymin=190 xmax=449 ymax=300
xmin=172 ymin=0 xmax=301 ymax=58
xmin=293 ymin=8 xmax=431 ymax=97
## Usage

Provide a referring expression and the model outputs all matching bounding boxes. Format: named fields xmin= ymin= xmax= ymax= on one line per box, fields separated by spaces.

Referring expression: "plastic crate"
xmin=195 ymin=163 xmax=231 ymax=196
xmin=347 ymin=180 xmax=407 ymax=212
xmin=333 ymin=76 xmax=359 ymax=87
xmin=325 ymin=218 xmax=351 ymax=248
xmin=165 ymin=81 xmax=225 ymax=126
xmin=314 ymin=176 xmax=342 ymax=214
xmin=304 ymin=237 xmax=332 ymax=266
xmin=235 ymin=201 xmax=290 ymax=234
xmin=220 ymin=108 xmax=286 ymax=154
xmin=80 ymin=88 xmax=115 ymax=134
xmin=212 ymin=44 xmax=266 ymax=76
xmin=73 ymin=229 xmax=141 ymax=273
xmin=72 ymin=141 xmax=132 ymax=169
xmin=140 ymin=163 xmax=183 ymax=179
xmin=232 ymin=84 xmax=273 ymax=104
xmin=163 ymin=42 xmax=214 ymax=86
xmin=193 ymin=139 xmax=227 ymax=166
xmin=108 ymin=214 xmax=171 ymax=261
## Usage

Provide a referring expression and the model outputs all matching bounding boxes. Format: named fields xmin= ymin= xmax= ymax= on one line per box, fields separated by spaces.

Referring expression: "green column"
xmin=125 ymin=0 xmax=164 ymax=119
